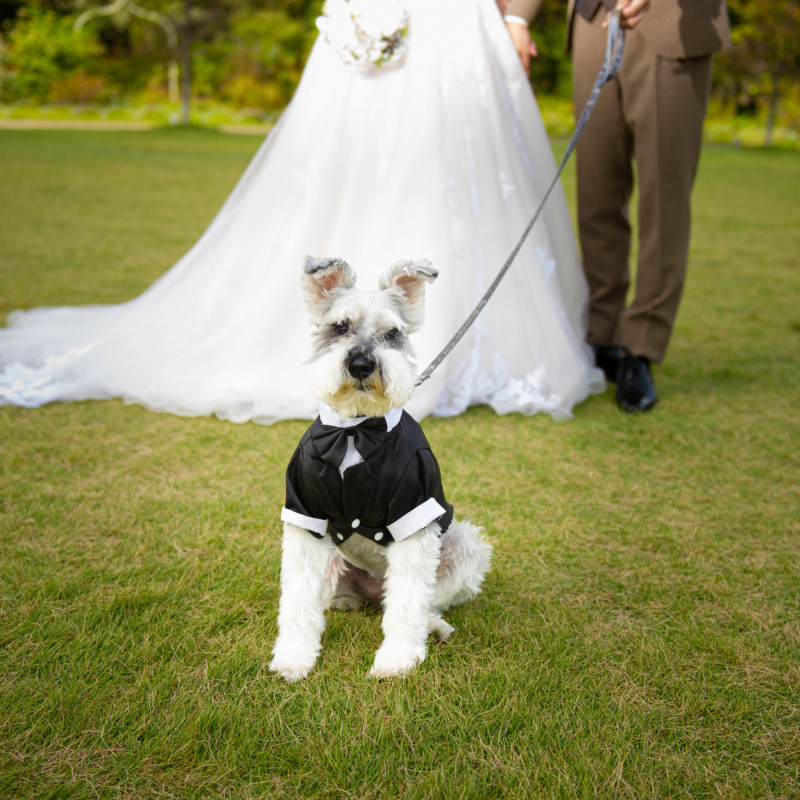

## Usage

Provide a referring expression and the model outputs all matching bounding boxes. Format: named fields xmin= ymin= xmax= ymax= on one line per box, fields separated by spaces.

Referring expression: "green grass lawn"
xmin=1 ymin=129 xmax=799 ymax=799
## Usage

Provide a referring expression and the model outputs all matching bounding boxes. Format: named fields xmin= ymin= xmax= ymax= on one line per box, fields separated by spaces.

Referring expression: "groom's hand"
xmin=605 ymin=0 xmax=650 ymax=29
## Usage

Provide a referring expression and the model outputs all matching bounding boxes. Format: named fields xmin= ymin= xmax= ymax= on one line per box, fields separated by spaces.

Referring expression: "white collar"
xmin=319 ymin=403 xmax=403 ymax=433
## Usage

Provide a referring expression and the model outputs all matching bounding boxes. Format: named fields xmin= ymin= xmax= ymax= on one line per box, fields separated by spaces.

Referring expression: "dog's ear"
xmin=303 ymin=257 xmax=357 ymax=312
xmin=379 ymin=259 xmax=438 ymax=333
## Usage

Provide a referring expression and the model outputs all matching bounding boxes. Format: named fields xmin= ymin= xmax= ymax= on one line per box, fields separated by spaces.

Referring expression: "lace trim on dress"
xmin=433 ymin=341 xmax=563 ymax=419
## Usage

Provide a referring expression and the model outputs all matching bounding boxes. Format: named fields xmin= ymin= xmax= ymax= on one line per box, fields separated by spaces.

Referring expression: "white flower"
xmin=316 ymin=0 xmax=356 ymax=55
xmin=317 ymin=0 xmax=408 ymax=70
xmin=351 ymin=0 xmax=405 ymax=39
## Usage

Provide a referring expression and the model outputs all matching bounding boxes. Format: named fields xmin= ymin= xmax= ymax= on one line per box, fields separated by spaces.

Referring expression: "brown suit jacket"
xmin=506 ymin=0 xmax=731 ymax=58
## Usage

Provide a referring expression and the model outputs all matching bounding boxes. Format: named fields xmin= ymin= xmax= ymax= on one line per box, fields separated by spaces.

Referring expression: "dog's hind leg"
xmin=369 ymin=523 xmax=441 ymax=679
xmin=270 ymin=523 xmax=334 ymax=682
xmin=433 ymin=520 xmax=492 ymax=612
xmin=428 ymin=614 xmax=455 ymax=641
xmin=321 ymin=553 xmax=350 ymax=609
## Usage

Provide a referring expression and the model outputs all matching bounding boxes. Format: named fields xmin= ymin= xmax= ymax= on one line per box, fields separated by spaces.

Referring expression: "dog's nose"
xmin=346 ymin=350 xmax=375 ymax=381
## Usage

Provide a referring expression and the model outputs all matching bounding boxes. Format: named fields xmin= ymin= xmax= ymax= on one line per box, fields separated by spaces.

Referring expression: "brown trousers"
xmin=572 ymin=11 xmax=713 ymax=363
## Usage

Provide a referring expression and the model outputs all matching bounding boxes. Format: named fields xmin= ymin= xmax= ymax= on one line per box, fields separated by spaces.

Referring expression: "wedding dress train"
xmin=0 ymin=0 xmax=603 ymax=423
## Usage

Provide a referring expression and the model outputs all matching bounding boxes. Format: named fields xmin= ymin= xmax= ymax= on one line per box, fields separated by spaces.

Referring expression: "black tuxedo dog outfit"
xmin=281 ymin=405 xmax=453 ymax=547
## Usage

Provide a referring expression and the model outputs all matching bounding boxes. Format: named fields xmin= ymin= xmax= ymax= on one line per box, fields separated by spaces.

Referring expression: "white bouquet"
xmin=316 ymin=0 xmax=409 ymax=69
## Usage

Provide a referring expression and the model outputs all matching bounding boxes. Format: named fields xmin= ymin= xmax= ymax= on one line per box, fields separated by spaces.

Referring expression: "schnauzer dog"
xmin=269 ymin=256 xmax=491 ymax=681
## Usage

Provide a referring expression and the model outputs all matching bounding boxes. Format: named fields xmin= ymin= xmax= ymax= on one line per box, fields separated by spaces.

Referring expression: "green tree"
xmin=0 ymin=5 xmax=99 ymax=101
xmin=1 ymin=0 xmax=322 ymax=115
xmin=127 ymin=0 xmax=320 ymax=121
xmin=526 ymin=1 xmax=570 ymax=97
xmin=718 ymin=0 xmax=800 ymax=143
xmin=211 ymin=9 xmax=311 ymax=110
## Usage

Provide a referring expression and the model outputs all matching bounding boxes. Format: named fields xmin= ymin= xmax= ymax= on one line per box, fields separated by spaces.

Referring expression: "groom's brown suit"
xmin=507 ymin=0 xmax=730 ymax=364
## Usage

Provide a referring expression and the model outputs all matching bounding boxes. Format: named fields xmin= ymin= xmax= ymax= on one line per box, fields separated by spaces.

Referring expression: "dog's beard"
xmin=329 ymin=375 xmax=392 ymax=418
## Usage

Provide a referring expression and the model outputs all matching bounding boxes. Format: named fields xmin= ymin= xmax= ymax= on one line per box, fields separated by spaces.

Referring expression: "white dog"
xmin=269 ymin=256 xmax=491 ymax=681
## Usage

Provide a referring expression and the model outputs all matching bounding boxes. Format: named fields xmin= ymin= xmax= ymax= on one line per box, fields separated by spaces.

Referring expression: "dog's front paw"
xmin=269 ymin=639 xmax=319 ymax=683
xmin=269 ymin=658 xmax=313 ymax=683
xmin=368 ymin=642 xmax=426 ymax=679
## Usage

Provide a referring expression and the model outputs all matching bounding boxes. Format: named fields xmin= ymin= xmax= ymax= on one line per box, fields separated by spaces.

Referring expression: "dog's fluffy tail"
xmin=433 ymin=520 xmax=492 ymax=612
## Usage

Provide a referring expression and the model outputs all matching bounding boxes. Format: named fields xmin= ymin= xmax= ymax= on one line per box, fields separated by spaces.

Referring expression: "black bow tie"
xmin=311 ymin=416 xmax=389 ymax=466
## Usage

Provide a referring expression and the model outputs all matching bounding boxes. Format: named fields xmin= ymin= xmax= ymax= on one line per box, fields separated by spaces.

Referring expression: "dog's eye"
xmin=334 ymin=322 xmax=349 ymax=336
xmin=384 ymin=328 xmax=399 ymax=341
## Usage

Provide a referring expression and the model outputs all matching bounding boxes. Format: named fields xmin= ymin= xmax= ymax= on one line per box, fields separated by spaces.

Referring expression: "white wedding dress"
xmin=0 ymin=0 xmax=603 ymax=423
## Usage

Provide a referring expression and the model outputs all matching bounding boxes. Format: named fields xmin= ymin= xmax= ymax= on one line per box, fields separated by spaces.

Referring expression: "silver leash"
xmin=416 ymin=10 xmax=626 ymax=387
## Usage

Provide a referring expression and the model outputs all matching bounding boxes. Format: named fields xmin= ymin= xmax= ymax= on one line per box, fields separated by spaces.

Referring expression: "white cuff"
xmin=388 ymin=498 xmax=447 ymax=542
xmin=281 ymin=507 xmax=328 ymax=536
xmin=503 ymin=15 xmax=529 ymax=27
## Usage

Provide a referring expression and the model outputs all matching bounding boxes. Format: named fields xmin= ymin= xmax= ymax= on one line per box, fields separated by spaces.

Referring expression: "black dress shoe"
xmin=591 ymin=345 xmax=622 ymax=383
xmin=616 ymin=353 xmax=657 ymax=412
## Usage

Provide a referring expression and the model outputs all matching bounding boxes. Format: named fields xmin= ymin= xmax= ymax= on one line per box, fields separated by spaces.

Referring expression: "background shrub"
xmin=0 ymin=7 xmax=100 ymax=102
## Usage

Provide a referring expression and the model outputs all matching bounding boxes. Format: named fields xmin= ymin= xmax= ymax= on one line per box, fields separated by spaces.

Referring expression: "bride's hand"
xmin=505 ymin=20 xmax=539 ymax=72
